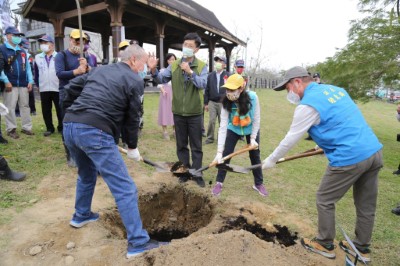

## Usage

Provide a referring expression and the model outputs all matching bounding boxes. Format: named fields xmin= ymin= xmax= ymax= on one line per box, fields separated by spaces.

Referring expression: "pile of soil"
xmin=0 ymin=169 xmax=344 ymax=265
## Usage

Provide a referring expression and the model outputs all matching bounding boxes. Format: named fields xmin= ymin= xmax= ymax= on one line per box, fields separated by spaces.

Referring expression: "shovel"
xmin=118 ymin=146 xmax=170 ymax=173
xmin=190 ymin=145 xmax=257 ymax=176
xmin=216 ymin=148 xmax=324 ymax=174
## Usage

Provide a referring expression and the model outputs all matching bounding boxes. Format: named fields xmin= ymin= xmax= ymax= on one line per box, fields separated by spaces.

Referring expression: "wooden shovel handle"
xmin=276 ymin=148 xmax=324 ymax=164
xmin=209 ymin=145 xmax=257 ymax=168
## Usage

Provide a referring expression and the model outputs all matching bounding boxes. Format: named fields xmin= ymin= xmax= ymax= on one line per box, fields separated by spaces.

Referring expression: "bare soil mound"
xmin=0 ymin=169 xmax=344 ymax=265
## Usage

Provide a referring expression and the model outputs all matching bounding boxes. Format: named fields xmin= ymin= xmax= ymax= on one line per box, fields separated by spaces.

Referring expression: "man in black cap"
xmin=0 ymin=26 xmax=35 ymax=139
xmin=313 ymin=72 xmax=321 ymax=84
xmin=204 ymin=55 xmax=229 ymax=144
xmin=262 ymin=66 xmax=383 ymax=262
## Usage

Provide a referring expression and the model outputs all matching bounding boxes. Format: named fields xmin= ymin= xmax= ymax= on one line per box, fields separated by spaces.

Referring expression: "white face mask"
xmin=40 ymin=44 xmax=50 ymax=53
xmin=215 ymin=62 xmax=223 ymax=71
xmin=226 ymin=90 xmax=241 ymax=101
xmin=182 ymin=47 xmax=194 ymax=58
xmin=287 ymin=90 xmax=301 ymax=105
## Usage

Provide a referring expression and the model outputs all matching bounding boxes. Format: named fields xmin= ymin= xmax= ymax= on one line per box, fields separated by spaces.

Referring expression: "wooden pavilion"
xmin=22 ymin=0 xmax=246 ymax=70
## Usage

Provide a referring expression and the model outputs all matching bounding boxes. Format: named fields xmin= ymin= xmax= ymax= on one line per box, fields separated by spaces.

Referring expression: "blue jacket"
xmin=0 ymin=42 xmax=33 ymax=87
xmin=302 ymin=82 xmax=383 ymax=166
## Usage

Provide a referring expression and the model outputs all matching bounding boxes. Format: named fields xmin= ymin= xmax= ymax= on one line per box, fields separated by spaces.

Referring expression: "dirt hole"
xmin=100 ymin=186 xmax=214 ymax=241
xmin=218 ymin=215 xmax=298 ymax=247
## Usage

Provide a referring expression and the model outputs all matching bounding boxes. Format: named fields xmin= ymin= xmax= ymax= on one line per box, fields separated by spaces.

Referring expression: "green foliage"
xmin=314 ymin=0 xmax=400 ymax=101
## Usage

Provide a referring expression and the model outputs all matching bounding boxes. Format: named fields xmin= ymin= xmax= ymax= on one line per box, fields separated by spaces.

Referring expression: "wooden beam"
xmin=55 ymin=2 xmax=108 ymax=20
xmin=135 ymin=0 xmax=245 ymax=46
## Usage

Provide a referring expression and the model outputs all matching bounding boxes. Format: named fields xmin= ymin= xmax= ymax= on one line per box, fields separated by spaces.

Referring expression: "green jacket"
xmin=170 ymin=57 xmax=206 ymax=116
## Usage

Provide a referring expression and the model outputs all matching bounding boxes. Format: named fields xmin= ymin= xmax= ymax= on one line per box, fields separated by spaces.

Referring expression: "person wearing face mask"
xmin=34 ymin=35 xmax=62 ymax=137
xmin=234 ymin=59 xmax=248 ymax=88
xmin=148 ymin=32 xmax=208 ymax=187
xmin=16 ymin=38 xmax=37 ymax=117
xmin=204 ymin=55 xmax=229 ymax=145
xmin=210 ymin=74 xmax=265 ymax=197
xmin=262 ymin=66 xmax=383 ymax=262
xmin=83 ymin=33 xmax=98 ymax=67
xmin=55 ymin=29 xmax=95 ymax=167
xmin=62 ymin=44 xmax=167 ymax=258
xmin=0 ymin=26 xmax=35 ymax=139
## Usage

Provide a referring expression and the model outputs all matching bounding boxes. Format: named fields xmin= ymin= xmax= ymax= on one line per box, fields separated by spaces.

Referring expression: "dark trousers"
xmin=29 ymin=89 xmax=36 ymax=113
xmin=216 ymin=129 xmax=263 ymax=185
xmin=41 ymin=91 xmax=62 ymax=132
xmin=59 ymin=88 xmax=71 ymax=161
xmin=173 ymin=114 xmax=203 ymax=170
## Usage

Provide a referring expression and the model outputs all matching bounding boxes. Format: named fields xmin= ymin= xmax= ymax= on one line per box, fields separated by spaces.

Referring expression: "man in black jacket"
xmin=63 ymin=44 xmax=166 ymax=258
xmin=204 ymin=56 xmax=229 ymax=144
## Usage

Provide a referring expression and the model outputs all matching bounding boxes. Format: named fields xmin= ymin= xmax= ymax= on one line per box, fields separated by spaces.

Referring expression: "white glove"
xmin=127 ymin=148 xmax=141 ymax=161
xmin=0 ymin=103 xmax=9 ymax=115
xmin=250 ymin=139 xmax=258 ymax=148
xmin=213 ymin=152 xmax=224 ymax=164
xmin=262 ymin=156 xmax=276 ymax=170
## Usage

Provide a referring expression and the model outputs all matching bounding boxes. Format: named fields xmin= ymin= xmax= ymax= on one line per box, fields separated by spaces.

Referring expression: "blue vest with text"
xmin=301 ymin=82 xmax=382 ymax=166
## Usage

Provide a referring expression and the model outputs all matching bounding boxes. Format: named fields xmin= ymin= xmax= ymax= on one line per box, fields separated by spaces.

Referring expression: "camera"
xmin=397 ymin=134 xmax=400 ymax=142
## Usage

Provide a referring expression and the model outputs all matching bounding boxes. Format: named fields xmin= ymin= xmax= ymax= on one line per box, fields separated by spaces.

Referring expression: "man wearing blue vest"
xmin=0 ymin=26 xmax=35 ymax=139
xmin=262 ymin=66 xmax=383 ymax=262
xmin=148 ymin=32 xmax=208 ymax=187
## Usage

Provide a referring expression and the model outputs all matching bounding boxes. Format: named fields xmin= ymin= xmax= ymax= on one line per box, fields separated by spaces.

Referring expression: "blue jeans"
xmin=63 ymin=122 xmax=149 ymax=247
xmin=216 ymin=129 xmax=263 ymax=185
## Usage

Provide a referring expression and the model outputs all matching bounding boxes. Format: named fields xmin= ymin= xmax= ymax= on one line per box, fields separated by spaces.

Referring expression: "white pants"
xmin=3 ymin=87 xmax=32 ymax=132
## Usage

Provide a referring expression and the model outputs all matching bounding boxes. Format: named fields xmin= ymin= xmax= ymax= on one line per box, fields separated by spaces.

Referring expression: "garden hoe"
xmin=216 ymin=148 xmax=324 ymax=174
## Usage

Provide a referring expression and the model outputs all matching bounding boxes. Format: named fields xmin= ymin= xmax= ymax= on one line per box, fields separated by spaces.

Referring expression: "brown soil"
xmin=0 ymin=167 xmax=347 ymax=266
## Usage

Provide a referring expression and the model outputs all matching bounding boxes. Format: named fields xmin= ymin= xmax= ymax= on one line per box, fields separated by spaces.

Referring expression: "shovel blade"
xmin=216 ymin=163 xmax=255 ymax=174
xmin=142 ymin=157 xmax=170 ymax=173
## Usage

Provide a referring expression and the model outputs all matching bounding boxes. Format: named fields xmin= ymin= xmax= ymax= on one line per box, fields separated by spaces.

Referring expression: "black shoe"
xmin=178 ymin=175 xmax=190 ymax=183
xmin=305 ymin=135 xmax=313 ymax=141
xmin=393 ymin=169 xmax=400 ymax=175
xmin=0 ymin=136 xmax=8 ymax=144
xmin=204 ymin=140 xmax=214 ymax=144
xmin=193 ymin=176 xmax=205 ymax=187
xmin=43 ymin=131 xmax=54 ymax=137
xmin=392 ymin=206 xmax=400 ymax=215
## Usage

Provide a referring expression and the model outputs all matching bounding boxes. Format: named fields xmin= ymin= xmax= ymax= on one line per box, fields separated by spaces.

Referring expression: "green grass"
xmin=1 ymin=90 xmax=400 ymax=264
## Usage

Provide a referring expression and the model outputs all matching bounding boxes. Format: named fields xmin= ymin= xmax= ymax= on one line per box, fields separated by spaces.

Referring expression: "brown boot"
xmin=0 ymin=155 xmax=26 ymax=181
xmin=7 ymin=129 xmax=19 ymax=139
